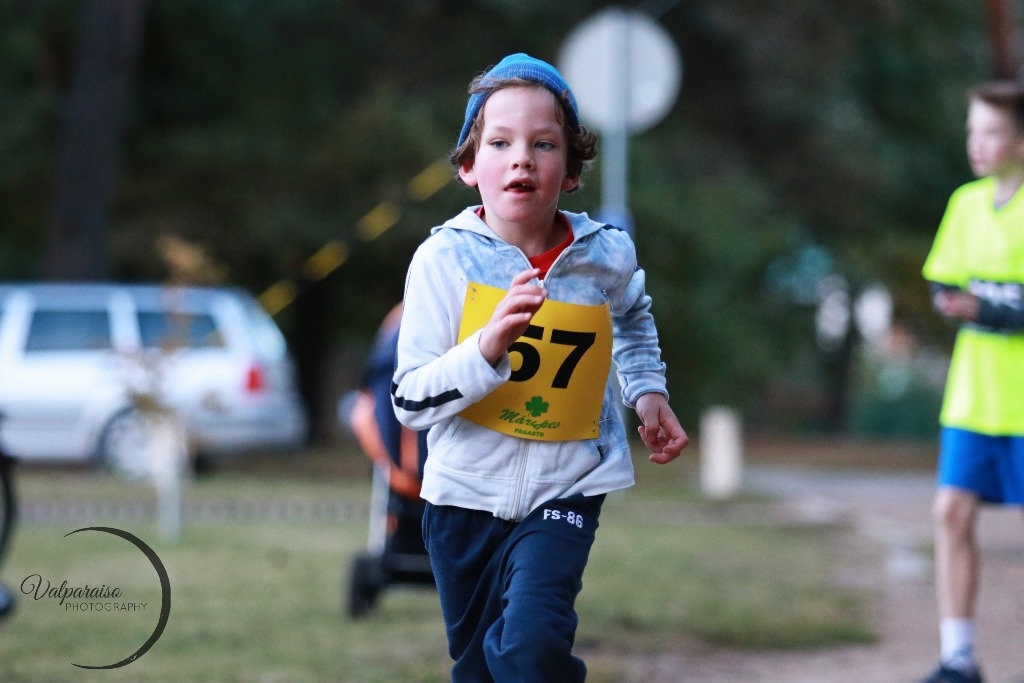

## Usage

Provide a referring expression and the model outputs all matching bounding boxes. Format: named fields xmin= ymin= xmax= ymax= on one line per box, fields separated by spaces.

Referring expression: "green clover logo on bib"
xmin=525 ymin=396 xmax=549 ymax=417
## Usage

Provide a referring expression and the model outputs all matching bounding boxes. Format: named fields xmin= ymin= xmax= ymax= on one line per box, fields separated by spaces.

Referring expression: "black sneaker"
xmin=920 ymin=663 xmax=984 ymax=683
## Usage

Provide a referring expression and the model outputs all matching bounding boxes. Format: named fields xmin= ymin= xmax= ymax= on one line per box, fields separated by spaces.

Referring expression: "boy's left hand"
xmin=634 ymin=393 xmax=688 ymax=464
xmin=934 ymin=289 xmax=980 ymax=322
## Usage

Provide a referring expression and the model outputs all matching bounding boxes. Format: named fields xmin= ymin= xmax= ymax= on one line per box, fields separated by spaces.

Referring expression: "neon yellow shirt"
xmin=922 ymin=176 xmax=1024 ymax=436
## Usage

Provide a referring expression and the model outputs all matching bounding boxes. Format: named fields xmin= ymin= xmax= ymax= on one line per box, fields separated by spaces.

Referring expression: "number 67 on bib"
xmin=457 ymin=282 xmax=613 ymax=441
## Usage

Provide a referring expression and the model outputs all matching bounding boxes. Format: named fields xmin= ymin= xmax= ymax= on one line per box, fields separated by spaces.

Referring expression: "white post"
xmin=150 ymin=410 xmax=186 ymax=542
xmin=699 ymin=406 xmax=743 ymax=499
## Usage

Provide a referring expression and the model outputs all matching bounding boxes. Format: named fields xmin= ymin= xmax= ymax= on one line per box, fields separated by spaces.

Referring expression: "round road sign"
xmin=559 ymin=8 xmax=682 ymax=134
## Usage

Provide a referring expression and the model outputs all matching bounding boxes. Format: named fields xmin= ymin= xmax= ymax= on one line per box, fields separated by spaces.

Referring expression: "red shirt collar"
xmin=475 ymin=208 xmax=573 ymax=279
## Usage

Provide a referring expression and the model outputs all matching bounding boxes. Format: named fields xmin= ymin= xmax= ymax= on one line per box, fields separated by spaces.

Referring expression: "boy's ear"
xmin=458 ymin=163 xmax=478 ymax=187
xmin=561 ymin=175 xmax=580 ymax=193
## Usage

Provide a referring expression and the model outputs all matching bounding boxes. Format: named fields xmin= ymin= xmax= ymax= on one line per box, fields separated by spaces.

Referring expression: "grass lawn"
xmin=0 ymin=441 xmax=881 ymax=682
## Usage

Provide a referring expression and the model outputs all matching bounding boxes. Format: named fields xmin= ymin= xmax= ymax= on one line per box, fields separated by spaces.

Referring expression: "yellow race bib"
xmin=457 ymin=282 xmax=612 ymax=441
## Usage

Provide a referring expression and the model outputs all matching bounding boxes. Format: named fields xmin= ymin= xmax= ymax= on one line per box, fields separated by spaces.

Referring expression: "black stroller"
xmin=343 ymin=305 xmax=434 ymax=618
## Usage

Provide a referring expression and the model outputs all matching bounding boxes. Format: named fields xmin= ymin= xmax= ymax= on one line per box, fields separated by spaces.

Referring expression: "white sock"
xmin=940 ymin=617 xmax=976 ymax=670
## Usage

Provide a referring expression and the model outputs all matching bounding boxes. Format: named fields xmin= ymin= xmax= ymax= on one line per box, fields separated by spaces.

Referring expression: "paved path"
xmin=624 ymin=466 xmax=1024 ymax=683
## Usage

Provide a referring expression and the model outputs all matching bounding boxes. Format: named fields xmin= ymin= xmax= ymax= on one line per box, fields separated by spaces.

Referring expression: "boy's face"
xmin=459 ymin=85 xmax=578 ymax=232
xmin=966 ymin=99 xmax=1024 ymax=179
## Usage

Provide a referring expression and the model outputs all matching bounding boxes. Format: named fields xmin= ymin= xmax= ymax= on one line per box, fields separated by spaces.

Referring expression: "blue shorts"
xmin=937 ymin=427 xmax=1024 ymax=504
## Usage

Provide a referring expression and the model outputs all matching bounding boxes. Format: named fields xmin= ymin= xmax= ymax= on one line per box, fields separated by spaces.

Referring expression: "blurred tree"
xmin=985 ymin=0 xmax=1020 ymax=77
xmin=44 ymin=0 xmax=148 ymax=279
xmin=634 ymin=0 xmax=988 ymax=429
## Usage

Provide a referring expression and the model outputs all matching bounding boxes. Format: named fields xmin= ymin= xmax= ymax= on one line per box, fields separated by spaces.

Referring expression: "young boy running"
xmin=920 ymin=79 xmax=1024 ymax=683
xmin=391 ymin=53 xmax=688 ymax=682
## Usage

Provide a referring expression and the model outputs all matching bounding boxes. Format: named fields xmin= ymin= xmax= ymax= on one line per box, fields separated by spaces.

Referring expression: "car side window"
xmin=137 ymin=311 xmax=225 ymax=350
xmin=24 ymin=309 xmax=113 ymax=352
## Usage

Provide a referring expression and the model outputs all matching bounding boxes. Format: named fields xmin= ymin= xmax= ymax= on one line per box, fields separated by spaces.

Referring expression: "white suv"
xmin=0 ymin=283 xmax=308 ymax=474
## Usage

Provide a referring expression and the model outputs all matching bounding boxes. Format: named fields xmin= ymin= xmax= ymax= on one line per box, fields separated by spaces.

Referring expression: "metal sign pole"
xmin=600 ymin=8 xmax=634 ymax=235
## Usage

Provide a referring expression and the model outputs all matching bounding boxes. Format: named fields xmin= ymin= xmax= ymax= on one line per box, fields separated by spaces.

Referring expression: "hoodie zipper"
xmin=514 ymin=231 xmax=578 ymax=288
xmin=505 ymin=224 xmax=582 ymax=519
xmin=508 ymin=437 xmax=531 ymax=520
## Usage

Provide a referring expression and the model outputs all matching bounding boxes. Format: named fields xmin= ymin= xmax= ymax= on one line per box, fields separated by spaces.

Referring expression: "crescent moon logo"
xmin=64 ymin=527 xmax=171 ymax=669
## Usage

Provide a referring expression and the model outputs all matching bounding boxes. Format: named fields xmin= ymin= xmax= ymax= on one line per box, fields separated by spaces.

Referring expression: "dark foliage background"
xmin=0 ymin=0 xmax=1004 ymax=439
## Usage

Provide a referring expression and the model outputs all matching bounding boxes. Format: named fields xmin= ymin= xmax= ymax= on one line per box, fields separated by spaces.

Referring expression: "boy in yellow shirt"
xmin=920 ymin=79 xmax=1024 ymax=683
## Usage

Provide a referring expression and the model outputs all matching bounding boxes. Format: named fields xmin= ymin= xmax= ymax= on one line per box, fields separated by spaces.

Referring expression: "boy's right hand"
xmin=478 ymin=268 xmax=547 ymax=366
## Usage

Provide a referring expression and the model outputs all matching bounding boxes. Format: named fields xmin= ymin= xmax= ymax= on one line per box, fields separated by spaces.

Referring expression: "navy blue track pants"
xmin=422 ymin=494 xmax=605 ymax=683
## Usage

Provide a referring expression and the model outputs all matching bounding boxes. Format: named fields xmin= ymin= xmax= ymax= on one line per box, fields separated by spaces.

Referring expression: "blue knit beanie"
xmin=457 ymin=53 xmax=581 ymax=149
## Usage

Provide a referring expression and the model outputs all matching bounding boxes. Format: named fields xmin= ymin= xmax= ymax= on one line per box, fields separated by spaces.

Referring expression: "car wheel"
xmin=190 ymin=452 xmax=216 ymax=476
xmin=98 ymin=408 xmax=153 ymax=480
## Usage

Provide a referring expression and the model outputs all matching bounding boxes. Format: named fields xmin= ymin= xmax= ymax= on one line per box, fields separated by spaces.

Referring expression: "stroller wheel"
xmin=347 ymin=553 xmax=382 ymax=618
